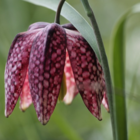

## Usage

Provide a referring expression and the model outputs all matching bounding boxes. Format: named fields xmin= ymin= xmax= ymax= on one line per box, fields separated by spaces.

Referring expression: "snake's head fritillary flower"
xmin=5 ymin=22 xmax=109 ymax=125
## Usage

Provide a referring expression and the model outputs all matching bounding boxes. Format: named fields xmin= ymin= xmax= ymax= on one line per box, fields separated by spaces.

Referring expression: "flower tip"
xmin=98 ymin=115 xmax=102 ymax=121
xmin=105 ymin=106 xmax=110 ymax=113
xmin=19 ymin=103 xmax=29 ymax=112
xmin=38 ymin=115 xmax=49 ymax=125
xmin=98 ymin=118 xmax=102 ymax=121
xmin=63 ymin=96 xmax=73 ymax=105
xmin=64 ymin=101 xmax=72 ymax=105
xmin=20 ymin=107 xmax=26 ymax=112
xmin=40 ymin=119 xmax=49 ymax=125
xmin=5 ymin=110 xmax=10 ymax=118
xmin=98 ymin=112 xmax=102 ymax=121
xmin=42 ymin=121 xmax=48 ymax=126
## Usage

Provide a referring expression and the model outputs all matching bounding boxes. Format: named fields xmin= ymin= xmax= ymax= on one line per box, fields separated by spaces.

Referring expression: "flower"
xmin=5 ymin=22 xmax=109 ymax=125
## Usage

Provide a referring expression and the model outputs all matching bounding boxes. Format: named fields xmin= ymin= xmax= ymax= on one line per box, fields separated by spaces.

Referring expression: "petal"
xmin=5 ymin=29 xmax=40 ymax=117
xmin=100 ymin=74 xmax=109 ymax=112
xmin=63 ymin=51 xmax=78 ymax=104
xmin=66 ymin=29 xmax=105 ymax=120
xmin=29 ymin=23 xmax=66 ymax=125
xmin=20 ymin=70 xmax=32 ymax=111
xmin=62 ymin=23 xmax=77 ymax=31
xmin=102 ymin=91 xmax=109 ymax=112
xmin=28 ymin=22 xmax=49 ymax=31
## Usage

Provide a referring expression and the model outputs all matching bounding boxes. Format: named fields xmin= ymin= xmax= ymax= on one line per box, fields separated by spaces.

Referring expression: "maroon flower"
xmin=5 ymin=22 xmax=109 ymax=125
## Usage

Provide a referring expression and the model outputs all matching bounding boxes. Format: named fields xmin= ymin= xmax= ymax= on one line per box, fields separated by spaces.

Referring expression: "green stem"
xmin=54 ymin=0 xmax=65 ymax=24
xmin=80 ymin=0 xmax=115 ymax=139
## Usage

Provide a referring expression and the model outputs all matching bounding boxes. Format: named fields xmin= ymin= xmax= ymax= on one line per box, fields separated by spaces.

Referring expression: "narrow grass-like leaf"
xmin=24 ymin=0 xmax=101 ymax=62
xmin=111 ymin=3 xmax=140 ymax=140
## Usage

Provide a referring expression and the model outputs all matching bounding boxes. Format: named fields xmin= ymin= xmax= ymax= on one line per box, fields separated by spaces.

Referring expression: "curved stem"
xmin=54 ymin=0 xmax=66 ymax=24
xmin=80 ymin=0 xmax=115 ymax=139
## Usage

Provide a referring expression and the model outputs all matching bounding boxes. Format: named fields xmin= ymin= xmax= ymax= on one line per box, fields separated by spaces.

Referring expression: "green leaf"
xmin=24 ymin=0 xmax=101 ymax=62
xmin=111 ymin=3 xmax=140 ymax=140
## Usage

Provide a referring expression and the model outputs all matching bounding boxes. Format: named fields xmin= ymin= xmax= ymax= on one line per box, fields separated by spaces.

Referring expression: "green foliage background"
xmin=0 ymin=0 xmax=140 ymax=140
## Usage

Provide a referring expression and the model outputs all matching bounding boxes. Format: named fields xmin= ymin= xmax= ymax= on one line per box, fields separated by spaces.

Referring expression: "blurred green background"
xmin=0 ymin=0 xmax=140 ymax=140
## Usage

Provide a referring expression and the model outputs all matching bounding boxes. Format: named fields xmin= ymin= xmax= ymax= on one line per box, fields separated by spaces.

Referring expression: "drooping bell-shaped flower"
xmin=5 ymin=22 xmax=109 ymax=125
